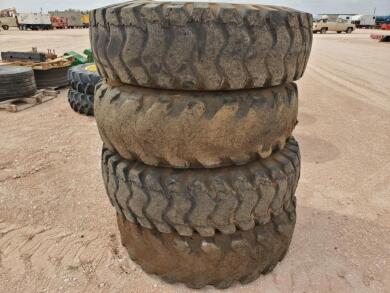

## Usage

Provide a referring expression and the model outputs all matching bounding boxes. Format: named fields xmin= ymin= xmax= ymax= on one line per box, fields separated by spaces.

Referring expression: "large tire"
xmin=90 ymin=2 xmax=313 ymax=90
xmin=0 ymin=66 xmax=37 ymax=101
xmin=95 ymin=81 xmax=298 ymax=168
xmin=68 ymin=63 xmax=101 ymax=95
xmin=68 ymin=89 xmax=94 ymax=116
xmin=34 ymin=66 xmax=70 ymax=89
xmin=102 ymin=138 xmax=300 ymax=237
xmin=117 ymin=195 xmax=296 ymax=289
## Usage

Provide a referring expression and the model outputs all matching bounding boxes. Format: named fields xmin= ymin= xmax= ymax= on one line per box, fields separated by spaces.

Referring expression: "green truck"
xmin=0 ymin=9 xmax=18 ymax=30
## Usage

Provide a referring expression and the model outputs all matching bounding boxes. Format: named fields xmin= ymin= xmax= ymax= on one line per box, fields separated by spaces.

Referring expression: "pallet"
xmin=0 ymin=57 xmax=72 ymax=70
xmin=370 ymin=34 xmax=390 ymax=42
xmin=0 ymin=89 xmax=58 ymax=113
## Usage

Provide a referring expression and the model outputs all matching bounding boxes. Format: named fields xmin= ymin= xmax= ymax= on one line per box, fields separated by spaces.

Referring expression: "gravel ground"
xmin=0 ymin=28 xmax=389 ymax=292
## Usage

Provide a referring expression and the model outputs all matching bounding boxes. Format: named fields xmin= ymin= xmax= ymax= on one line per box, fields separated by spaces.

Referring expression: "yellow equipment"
xmin=82 ymin=14 xmax=89 ymax=28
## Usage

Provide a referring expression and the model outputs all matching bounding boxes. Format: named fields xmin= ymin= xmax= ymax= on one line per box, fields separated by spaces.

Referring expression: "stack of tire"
xmin=67 ymin=63 xmax=101 ymax=116
xmin=91 ymin=2 xmax=312 ymax=289
xmin=0 ymin=66 xmax=37 ymax=101
xmin=34 ymin=66 xmax=70 ymax=90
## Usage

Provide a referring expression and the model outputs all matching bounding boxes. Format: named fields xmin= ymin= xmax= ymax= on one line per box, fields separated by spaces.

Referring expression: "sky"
xmin=1 ymin=0 xmax=389 ymax=16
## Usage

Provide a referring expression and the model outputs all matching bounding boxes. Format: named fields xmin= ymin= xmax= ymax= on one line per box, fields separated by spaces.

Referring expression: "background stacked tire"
xmin=67 ymin=63 xmax=101 ymax=116
xmin=91 ymin=2 xmax=312 ymax=289
xmin=0 ymin=66 xmax=37 ymax=101
xmin=34 ymin=66 xmax=70 ymax=90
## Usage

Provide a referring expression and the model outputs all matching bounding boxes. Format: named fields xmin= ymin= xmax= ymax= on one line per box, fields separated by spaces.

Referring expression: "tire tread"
xmin=102 ymin=138 xmax=300 ymax=237
xmin=67 ymin=89 xmax=95 ymax=116
xmin=117 ymin=197 xmax=296 ymax=289
xmin=91 ymin=2 xmax=313 ymax=90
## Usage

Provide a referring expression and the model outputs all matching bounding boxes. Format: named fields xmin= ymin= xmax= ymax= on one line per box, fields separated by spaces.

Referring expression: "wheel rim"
xmin=85 ymin=64 xmax=97 ymax=72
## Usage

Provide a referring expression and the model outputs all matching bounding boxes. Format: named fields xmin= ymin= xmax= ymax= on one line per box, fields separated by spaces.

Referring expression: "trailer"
xmin=376 ymin=16 xmax=390 ymax=25
xmin=17 ymin=13 xmax=52 ymax=30
xmin=351 ymin=15 xmax=376 ymax=28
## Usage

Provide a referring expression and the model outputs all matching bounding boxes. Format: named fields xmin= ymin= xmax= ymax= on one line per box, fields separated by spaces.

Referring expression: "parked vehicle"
xmin=351 ymin=15 xmax=376 ymax=28
xmin=51 ymin=16 xmax=68 ymax=29
xmin=313 ymin=17 xmax=355 ymax=34
xmin=17 ymin=12 xmax=52 ymax=30
xmin=381 ymin=24 xmax=390 ymax=30
xmin=49 ymin=10 xmax=83 ymax=28
xmin=82 ymin=14 xmax=89 ymax=28
xmin=0 ymin=8 xmax=18 ymax=30
xmin=376 ymin=15 xmax=390 ymax=26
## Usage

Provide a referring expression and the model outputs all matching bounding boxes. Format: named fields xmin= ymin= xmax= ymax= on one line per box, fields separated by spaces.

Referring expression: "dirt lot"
xmin=0 ymin=28 xmax=390 ymax=292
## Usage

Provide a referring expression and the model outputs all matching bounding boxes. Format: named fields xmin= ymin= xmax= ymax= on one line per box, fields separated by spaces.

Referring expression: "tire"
xmin=0 ymin=66 xmax=37 ymax=101
xmin=34 ymin=66 xmax=70 ymax=89
xmin=102 ymin=137 xmax=300 ymax=237
xmin=68 ymin=63 xmax=101 ymax=95
xmin=346 ymin=27 xmax=353 ymax=34
xmin=337 ymin=31 xmax=341 ymax=34
xmin=90 ymin=2 xmax=313 ymax=90
xmin=116 ymin=194 xmax=296 ymax=289
xmin=68 ymin=89 xmax=94 ymax=116
xmin=95 ymin=81 xmax=298 ymax=168
xmin=320 ymin=28 xmax=327 ymax=34
xmin=2 ymin=25 xmax=9 ymax=30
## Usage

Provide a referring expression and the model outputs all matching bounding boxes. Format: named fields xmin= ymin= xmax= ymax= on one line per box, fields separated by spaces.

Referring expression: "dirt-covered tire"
xmin=95 ymin=81 xmax=298 ymax=168
xmin=68 ymin=89 xmax=94 ymax=116
xmin=68 ymin=63 xmax=101 ymax=95
xmin=90 ymin=2 xmax=313 ymax=90
xmin=34 ymin=66 xmax=70 ymax=89
xmin=117 ymin=195 xmax=296 ymax=289
xmin=0 ymin=66 xmax=37 ymax=101
xmin=102 ymin=137 xmax=300 ymax=237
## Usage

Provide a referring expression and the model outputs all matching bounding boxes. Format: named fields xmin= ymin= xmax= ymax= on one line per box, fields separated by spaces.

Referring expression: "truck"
xmin=17 ymin=12 xmax=52 ymax=30
xmin=375 ymin=15 xmax=390 ymax=26
xmin=49 ymin=10 xmax=83 ymax=28
xmin=51 ymin=16 xmax=68 ymax=29
xmin=351 ymin=15 xmax=376 ymax=28
xmin=0 ymin=8 xmax=18 ymax=30
xmin=313 ymin=17 xmax=355 ymax=34
xmin=82 ymin=14 xmax=89 ymax=28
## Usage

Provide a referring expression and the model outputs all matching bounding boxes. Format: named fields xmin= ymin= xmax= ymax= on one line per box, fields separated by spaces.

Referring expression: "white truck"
xmin=17 ymin=13 xmax=52 ymax=30
xmin=351 ymin=15 xmax=376 ymax=28
xmin=313 ymin=18 xmax=355 ymax=34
